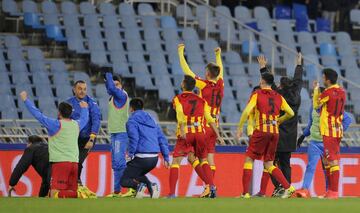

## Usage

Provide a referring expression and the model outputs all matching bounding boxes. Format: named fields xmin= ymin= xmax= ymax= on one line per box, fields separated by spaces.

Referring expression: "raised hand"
xmin=257 ymin=55 xmax=267 ymax=69
xmin=19 ymin=91 xmax=28 ymax=101
xmin=296 ymin=52 xmax=303 ymax=66
xmin=178 ymin=43 xmax=185 ymax=52
xmin=214 ymin=47 xmax=221 ymax=54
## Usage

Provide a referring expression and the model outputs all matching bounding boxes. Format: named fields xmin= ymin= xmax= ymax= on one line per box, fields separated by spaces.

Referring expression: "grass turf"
xmin=1 ymin=197 xmax=359 ymax=213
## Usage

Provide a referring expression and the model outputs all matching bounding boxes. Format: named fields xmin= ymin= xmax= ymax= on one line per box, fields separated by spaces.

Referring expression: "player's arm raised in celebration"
xmin=278 ymin=97 xmax=295 ymax=124
xmin=237 ymin=93 xmax=258 ymax=139
xmin=313 ymin=81 xmax=328 ymax=110
xmin=173 ymin=96 xmax=187 ymax=139
xmin=292 ymin=52 xmax=304 ymax=92
xmin=105 ymin=72 xmax=127 ymax=104
xmin=204 ymin=102 xmax=225 ymax=145
xmin=178 ymin=44 xmax=207 ymax=89
xmin=257 ymin=55 xmax=271 ymax=74
xmin=215 ymin=47 xmax=223 ymax=80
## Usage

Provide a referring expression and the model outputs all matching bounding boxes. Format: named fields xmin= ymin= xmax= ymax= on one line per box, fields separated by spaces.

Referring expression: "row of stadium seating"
xmin=1 ymin=0 xmax=360 ymax=124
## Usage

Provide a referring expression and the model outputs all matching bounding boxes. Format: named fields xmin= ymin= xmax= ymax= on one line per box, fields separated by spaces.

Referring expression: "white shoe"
xmin=281 ymin=186 xmax=296 ymax=198
xmin=151 ymin=183 xmax=160 ymax=199
xmin=135 ymin=183 xmax=147 ymax=199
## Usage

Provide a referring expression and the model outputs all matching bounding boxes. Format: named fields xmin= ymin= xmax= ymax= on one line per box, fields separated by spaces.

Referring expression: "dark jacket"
xmin=260 ymin=65 xmax=303 ymax=152
xmin=126 ymin=110 xmax=170 ymax=162
xmin=9 ymin=142 xmax=50 ymax=197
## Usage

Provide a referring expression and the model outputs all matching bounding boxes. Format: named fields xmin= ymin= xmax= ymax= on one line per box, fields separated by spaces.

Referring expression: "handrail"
xmin=183 ymin=0 xmax=360 ymax=89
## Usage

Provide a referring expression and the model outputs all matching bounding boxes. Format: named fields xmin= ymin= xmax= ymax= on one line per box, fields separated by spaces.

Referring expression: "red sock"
xmin=269 ymin=166 xmax=290 ymax=189
xmin=201 ymin=162 xmax=214 ymax=186
xmin=58 ymin=190 xmax=77 ymax=198
xmin=325 ymin=166 xmax=331 ymax=190
xmin=330 ymin=166 xmax=340 ymax=192
xmin=260 ymin=170 xmax=270 ymax=195
xmin=210 ymin=165 xmax=216 ymax=179
xmin=169 ymin=165 xmax=179 ymax=196
xmin=242 ymin=162 xmax=253 ymax=194
xmin=192 ymin=160 xmax=206 ymax=182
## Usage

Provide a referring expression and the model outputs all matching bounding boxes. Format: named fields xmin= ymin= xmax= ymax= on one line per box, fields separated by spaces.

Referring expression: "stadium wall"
xmin=0 ymin=144 xmax=360 ymax=198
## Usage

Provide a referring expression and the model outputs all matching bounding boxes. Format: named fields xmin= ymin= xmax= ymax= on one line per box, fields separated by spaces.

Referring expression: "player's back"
xmin=253 ymin=89 xmax=283 ymax=134
xmin=322 ymin=86 xmax=346 ymax=118
xmin=198 ymin=78 xmax=224 ymax=116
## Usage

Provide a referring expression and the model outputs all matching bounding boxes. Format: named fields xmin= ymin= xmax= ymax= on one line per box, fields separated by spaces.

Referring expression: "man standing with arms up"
xmin=104 ymin=72 xmax=135 ymax=198
xmin=178 ymin=44 xmax=224 ymax=179
xmin=20 ymin=91 xmax=89 ymax=198
xmin=313 ymin=69 xmax=346 ymax=199
xmin=67 ymin=80 xmax=101 ymax=196
xmin=236 ymin=73 xmax=295 ymax=198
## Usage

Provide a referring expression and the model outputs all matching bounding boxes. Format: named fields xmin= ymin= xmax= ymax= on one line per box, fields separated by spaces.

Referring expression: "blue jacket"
xmin=24 ymin=99 xmax=89 ymax=136
xmin=66 ymin=95 xmax=101 ymax=138
xmin=105 ymin=72 xmax=128 ymax=108
xmin=303 ymin=104 xmax=352 ymax=137
xmin=126 ymin=110 xmax=170 ymax=162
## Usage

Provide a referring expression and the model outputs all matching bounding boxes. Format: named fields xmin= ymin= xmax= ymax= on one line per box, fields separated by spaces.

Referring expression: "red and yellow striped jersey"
xmin=238 ymin=88 xmax=294 ymax=134
xmin=314 ymin=85 xmax=346 ymax=138
xmin=173 ymin=92 xmax=215 ymax=136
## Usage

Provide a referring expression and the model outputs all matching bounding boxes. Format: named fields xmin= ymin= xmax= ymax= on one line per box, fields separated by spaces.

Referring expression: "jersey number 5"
xmin=268 ymin=98 xmax=275 ymax=114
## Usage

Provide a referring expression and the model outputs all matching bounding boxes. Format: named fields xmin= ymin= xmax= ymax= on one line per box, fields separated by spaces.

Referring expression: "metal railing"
xmin=1 ymin=120 xmax=360 ymax=147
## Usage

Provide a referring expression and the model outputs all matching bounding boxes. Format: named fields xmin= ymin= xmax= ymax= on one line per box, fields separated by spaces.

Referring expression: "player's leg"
xmin=134 ymin=157 xmax=159 ymax=198
xmin=255 ymin=166 xmax=269 ymax=197
xmin=188 ymin=152 xmax=206 ymax=183
xmin=77 ymin=137 xmax=90 ymax=184
xmin=242 ymin=156 xmax=255 ymax=198
xmin=169 ymin=156 xmax=184 ymax=197
xmin=206 ymin=127 xmax=217 ymax=178
xmin=302 ymin=140 xmax=322 ymax=189
xmin=323 ymin=136 xmax=340 ymax=198
xmin=120 ymin=158 xmax=147 ymax=192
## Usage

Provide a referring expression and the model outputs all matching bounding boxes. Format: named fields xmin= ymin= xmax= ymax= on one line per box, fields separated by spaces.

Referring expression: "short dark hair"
xmin=129 ymin=98 xmax=144 ymax=111
xmin=112 ymin=75 xmax=122 ymax=83
xmin=28 ymin=135 xmax=43 ymax=144
xmin=74 ymin=80 xmax=86 ymax=87
xmin=183 ymin=75 xmax=196 ymax=91
xmin=58 ymin=102 xmax=73 ymax=118
xmin=261 ymin=72 xmax=274 ymax=86
xmin=323 ymin=68 xmax=338 ymax=84
xmin=206 ymin=63 xmax=220 ymax=79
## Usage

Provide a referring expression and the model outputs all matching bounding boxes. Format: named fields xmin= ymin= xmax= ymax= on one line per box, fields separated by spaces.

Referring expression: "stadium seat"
xmin=41 ymin=1 xmax=58 ymax=14
xmin=228 ymin=64 xmax=245 ymax=76
xmin=63 ymin=14 xmax=80 ymax=27
xmin=95 ymin=84 xmax=108 ymax=98
xmin=61 ymin=1 xmax=78 ymax=14
xmin=50 ymin=60 xmax=67 ymax=73
xmin=295 ymin=17 xmax=309 ymax=32
xmin=276 ymin=20 xmax=293 ymax=33
xmin=7 ymin=47 xmax=24 ymax=60
xmin=242 ymin=41 xmax=260 ymax=56
xmin=103 ymin=15 xmax=119 ymax=29
xmin=99 ymin=2 xmax=116 ymax=15
xmin=5 ymin=35 xmax=21 ymax=48
xmin=84 ymin=14 xmax=100 ymax=27
xmin=274 ymin=5 xmax=291 ymax=19
xmin=321 ymin=55 xmax=338 ymax=66
xmin=144 ymin=28 xmax=161 ymax=40
xmin=10 ymin=60 xmax=27 ymax=73
xmin=138 ymin=3 xmax=156 ymax=16
xmin=350 ymin=9 xmax=360 ymax=24
xmin=90 ymin=50 xmax=110 ymax=67
xmin=293 ymin=3 xmax=307 ymax=19
xmin=22 ymin=0 xmax=38 ymax=13
xmin=120 ymin=15 xmax=138 ymax=28
xmin=29 ymin=60 xmax=47 ymax=73
xmin=67 ymin=37 xmax=87 ymax=53
xmin=336 ymin=32 xmax=352 ymax=46
xmin=2 ymin=0 xmax=19 ymax=15
xmin=85 ymin=26 xmax=102 ymax=39
xmin=119 ymin=3 xmax=135 ymax=16
xmin=12 ymin=71 xmax=30 ymax=85
xmin=141 ymin=16 xmax=158 ymax=28
xmin=56 ymin=84 xmax=73 ymax=101
xmin=234 ymin=6 xmax=251 ymax=21
xmin=46 ymin=25 xmax=67 ymax=42
xmin=80 ymin=2 xmax=96 ymax=14
xmin=254 ymin=6 xmax=270 ymax=20
xmin=196 ymin=5 xmax=217 ymax=33
xmin=320 ymin=43 xmax=337 ymax=56
xmin=109 ymin=50 xmax=127 ymax=63
xmin=33 ymin=72 xmax=51 ymax=85
xmin=88 ymin=38 xmax=105 ymax=51
xmin=43 ymin=13 xmax=60 ymax=26
xmin=316 ymin=18 xmax=331 ymax=32
xmin=107 ymin=38 xmax=124 ymax=52
xmin=160 ymin=16 xmax=177 ymax=28
xmin=65 ymin=25 xmax=82 ymax=39
xmin=316 ymin=32 xmax=332 ymax=44
xmin=224 ymin=51 xmax=242 ymax=64
xmin=298 ymin=32 xmax=314 ymax=45
xmin=1 ymin=108 xmax=19 ymax=119
xmin=176 ymin=4 xmax=195 ymax=21
xmin=24 ymin=12 xmax=44 ymax=29
xmin=27 ymin=47 xmax=44 ymax=60
xmin=53 ymin=72 xmax=70 ymax=85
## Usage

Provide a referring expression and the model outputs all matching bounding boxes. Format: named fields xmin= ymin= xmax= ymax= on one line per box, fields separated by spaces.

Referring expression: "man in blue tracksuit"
xmin=104 ymin=72 xmax=131 ymax=197
xmin=121 ymin=98 xmax=170 ymax=199
xmin=67 ymin=80 xmax=101 ymax=194
xmin=295 ymin=100 xmax=352 ymax=197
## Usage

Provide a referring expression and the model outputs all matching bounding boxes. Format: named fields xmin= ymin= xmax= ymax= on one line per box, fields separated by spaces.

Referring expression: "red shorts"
xmin=51 ymin=162 xmax=78 ymax=191
xmin=323 ymin=136 xmax=341 ymax=161
xmin=246 ymin=130 xmax=279 ymax=162
xmin=205 ymin=127 xmax=216 ymax=153
xmin=173 ymin=133 xmax=208 ymax=159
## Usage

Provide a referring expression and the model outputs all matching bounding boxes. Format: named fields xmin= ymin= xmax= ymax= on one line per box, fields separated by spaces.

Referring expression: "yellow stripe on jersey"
xmin=331 ymin=116 xmax=336 ymax=138
xmin=197 ymin=116 xmax=202 ymax=132
xmin=190 ymin=116 xmax=196 ymax=133
xmin=262 ymin=113 xmax=267 ymax=133
xmin=274 ymin=115 xmax=279 ymax=134
xmin=238 ymin=93 xmax=258 ymax=130
xmin=269 ymin=115 xmax=274 ymax=133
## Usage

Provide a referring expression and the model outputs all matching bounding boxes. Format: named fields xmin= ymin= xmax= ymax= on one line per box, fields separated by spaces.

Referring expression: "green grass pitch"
xmin=1 ymin=198 xmax=359 ymax=213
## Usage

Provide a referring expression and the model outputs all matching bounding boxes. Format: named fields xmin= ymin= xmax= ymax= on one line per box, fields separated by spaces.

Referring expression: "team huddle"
xmin=8 ymin=43 xmax=347 ymax=199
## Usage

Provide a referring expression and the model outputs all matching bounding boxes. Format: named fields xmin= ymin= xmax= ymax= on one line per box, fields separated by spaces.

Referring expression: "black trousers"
xmin=120 ymin=156 xmax=158 ymax=193
xmin=78 ymin=137 xmax=90 ymax=184
xmin=271 ymin=151 xmax=291 ymax=188
xmin=39 ymin=167 xmax=51 ymax=197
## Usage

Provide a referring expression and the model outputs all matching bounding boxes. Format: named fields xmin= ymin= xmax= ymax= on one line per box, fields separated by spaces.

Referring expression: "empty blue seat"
xmin=85 ymin=27 xmax=102 ymax=38
xmin=53 ymin=72 xmax=70 ymax=84
xmin=151 ymin=63 xmax=168 ymax=75
xmin=56 ymin=84 xmax=73 ymax=100
xmin=182 ymin=27 xmax=199 ymax=40
xmin=203 ymin=39 xmax=219 ymax=52
xmin=90 ymin=50 xmax=109 ymax=66
xmin=61 ymin=1 xmax=78 ymax=14
xmin=99 ymin=2 xmax=116 ymax=15
xmin=141 ymin=16 xmax=158 ymax=28
xmin=176 ymin=4 xmax=195 ymax=21
xmin=22 ymin=0 xmax=38 ymax=13
xmin=63 ymin=14 xmax=80 ymax=27
xmin=88 ymin=38 xmax=105 ymax=51
xmin=160 ymin=16 xmax=177 ymax=28
xmin=128 ymin=51 xmax=145 ymax=63
xmin=12 ymin=71 xmax=30 ymax=85
xmin=138 ymin=3 xmax=156 ymax=16
xmin=2 ymin=0 xmax=19 ymax=15
xmin=316 ymin=18 xmax=331 ymax=32
xmin=41 ymin=1 xmax=58 ymax=14
xmin=50 ymin=60 xmax=66 ymax=73
xmin=1 ymin=108 xmax=18 ymax=119
xmin=33 ymin=72 xmax=51 ymax=85
xmin=126 ymin=39 xmax=143 ymax=51
xmin=27 ymin=47 xmax=44 ymax=60
xmin=44 ymin=13 xmax=60 ymax=26
xmin=320 ymin=43 xmax=336 ymax=56
xmin=65 ymin=26 xmax=82 ymax=38
xmin=106 ymin=38 xmax=124 ymax=51
xmin=0 ymin=82 xmax=11 ymax=95
xmin=121 ymin=15 xmax=137 ymax=28
xmin=29 ymin=60 xmax=46 ymax=72
xmin=10 ymin=60 xmax=27 ymax=72
xmin=321 ymin=55 xmax=338 ymax=66
xmin=275 ymin=5 xmax=291 ymax=19
xmin=242 ymin=41 xmax=260 ymax=56
xmin=316 ymin=32 xmax=332 ymax=44
xmin=196 ymin=5 xmax=217 ymax=33
xmin=73 ymin=72 xmax=91 ymax=84
xmin=7 ymin=47 xmax=24 ymax=60
xmin=163 ymin=28 xmax=179 ymax=41
xmin=46 ymin=25 xmax=67 ymax=42
xmin=146 ymin=40 xmax=163 ymax=51
xmin=144 ymin=28 xmax=160 ymax=40
xmin=119 ymin=3 xmax=135 ymax=16
xmin=24 ymin=12 xmax=44 ymax=29
xmin=104 ymin=27 xmax=121 ymax=40
xmin=293 ymin=3 xmax=307 ymax=19
xmin=109 ymin=50 xmax=126 ymax=63
xmin=84 ymin=14 xmax=100 ymax=27
xmin=224 ymin=51 xmax=242 ymax=64
xmin=5 ymin=35 xmax=21 ymax=48
xmin=336 ymin=32 xmax=352 ymax=45
xmin=254 ymin=6 xmax=270 ymax=20
xmin=124 ymin=28 xmax=141 ymax=40
xmin=80 ymin=2 xmax=96 ymax=14
xmin=103 ymin=15 xmax=119 ymax=28
xmin=67 ymin=37 xmax=87 ymax=53
xmin=295 ymin=17 xmax=309 ymax=32
xmin=235 ymin=5 xmax=251 ymax=21
xmin=229 ymin=64 xmax=245 ymax=76
xmin=112 ymin=62 xmax=132 ymax=77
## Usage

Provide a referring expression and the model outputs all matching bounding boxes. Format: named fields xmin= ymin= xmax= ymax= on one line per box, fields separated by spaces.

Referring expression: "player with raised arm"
xmin=169 ymin=75 xmax=224 ymax=198
xmin=237 ymin=73 xmax=295 ymax=199
xmin=178 ymin=44 xmax=224 ymax=179
xmin=313 ymin=69 xmax=346 ymax=199
xmin=20 ymin=91 xmax=89 ymax=198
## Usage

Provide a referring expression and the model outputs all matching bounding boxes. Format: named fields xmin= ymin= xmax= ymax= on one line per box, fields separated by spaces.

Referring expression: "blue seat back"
xmin=275 ymin=5 xmax=291 ymax=19
xmin=316 ymin=18 xmax=331 ymax=32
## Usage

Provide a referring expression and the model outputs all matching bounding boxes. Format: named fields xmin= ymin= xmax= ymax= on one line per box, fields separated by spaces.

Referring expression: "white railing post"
xmin=227 ymin=21 xmax=230 ymax=51
xmin=249 ymin=34 xmax=252 ymax=64
xmin=271 ymin=44 xmax=275 ymax=74
xmin=167 ymin=0 xmax=171 ymax=13
xmin=205 ymin=6 xmax=209 ymax=40
xmin=184 ymin=0 xmax=188 ymax=27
